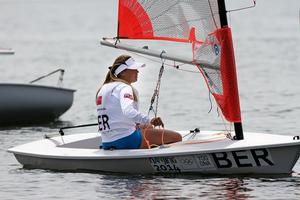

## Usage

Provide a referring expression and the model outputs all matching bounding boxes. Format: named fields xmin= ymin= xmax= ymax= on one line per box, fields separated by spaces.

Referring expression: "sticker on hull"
xmin=149 ymin=148 xmax=274 ymax=173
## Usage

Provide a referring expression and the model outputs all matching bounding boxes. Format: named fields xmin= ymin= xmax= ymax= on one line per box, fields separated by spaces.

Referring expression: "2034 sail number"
xmin=152 ymin=164 xmax=181 ymax=173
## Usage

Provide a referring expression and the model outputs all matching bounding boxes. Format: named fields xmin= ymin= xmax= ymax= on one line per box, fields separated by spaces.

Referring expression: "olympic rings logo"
xmin=179 ymin=158 xmax=194 ymax=165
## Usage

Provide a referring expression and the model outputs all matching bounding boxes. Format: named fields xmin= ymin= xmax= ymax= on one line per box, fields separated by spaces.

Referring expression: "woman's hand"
xmin=150 ymin=117 xmax=164 ymax=128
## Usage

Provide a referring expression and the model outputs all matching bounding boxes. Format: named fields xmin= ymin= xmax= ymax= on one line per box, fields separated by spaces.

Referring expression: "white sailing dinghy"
xmin=8 ymin=0 xmax=300 ymax=174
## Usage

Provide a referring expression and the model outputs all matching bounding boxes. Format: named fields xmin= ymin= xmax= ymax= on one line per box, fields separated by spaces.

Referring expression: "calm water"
xmin=1 ymin=0 xmax=300 ymax=199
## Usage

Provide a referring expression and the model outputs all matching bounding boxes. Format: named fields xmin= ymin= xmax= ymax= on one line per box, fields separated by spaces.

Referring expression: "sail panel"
xmin=195 ymin=27 xmax=241 ymax=122
xmin=118 ymin=0 xmax=221 ymax=43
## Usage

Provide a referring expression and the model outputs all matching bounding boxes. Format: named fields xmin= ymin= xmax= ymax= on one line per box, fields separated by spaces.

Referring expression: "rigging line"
xmin=207 ymin=89 xmax=213 ymax=114
xmin=220 ymin=110 xmax=233 ymax=135
xmin=208 ymin=0 xmax=219 ymax=30
xmin=172 ymin=66 xmax=199 ymax=73
xmin=155 ymin=64 xmax=164 ymax=117
xmin=155 ymin=52 xmax=166 ymax=117
xmin=155 ymin=50 xmax=166 ymax=117
xmin=227 ymin=5 xmax=232 ymax=26
xmin=227 ymin=0 xmax=256 ymax=13
xmin=148 ymin=56 xmax=165 ymax=117
xmin=29 ymin=69 xmax=64 ymax=84
xmin=60 ymin=134 xmax=65 ymax=144
xmin=128 ymin=50 xmax=200 ymax=73
xmin=113 ymin=37 xmax=120 ymax=45
xmin=166 ymin=63 xmax=199 ymax=73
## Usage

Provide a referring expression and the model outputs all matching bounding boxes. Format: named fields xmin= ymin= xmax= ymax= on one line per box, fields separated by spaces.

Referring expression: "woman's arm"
xmin=119 ymin=86 xmax=151 ymax=124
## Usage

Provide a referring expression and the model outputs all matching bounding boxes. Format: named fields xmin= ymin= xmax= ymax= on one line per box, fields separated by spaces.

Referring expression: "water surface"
xmin=1 ymin=0 xmax=300 ymax=199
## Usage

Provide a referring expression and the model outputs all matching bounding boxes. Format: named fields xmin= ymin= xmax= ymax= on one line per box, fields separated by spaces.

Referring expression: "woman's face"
xmin=118 ymin=69 xmax=139 ymax=83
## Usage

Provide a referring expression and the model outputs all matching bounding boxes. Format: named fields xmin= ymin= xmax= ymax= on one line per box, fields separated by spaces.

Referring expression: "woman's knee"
xmin=165 ymin=130 xmax=182 ymax=141
xmin=171 ymin=132 xmax=182 ymax=142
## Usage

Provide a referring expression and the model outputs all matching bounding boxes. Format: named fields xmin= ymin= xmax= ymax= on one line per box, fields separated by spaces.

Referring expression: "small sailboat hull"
xmin=8 ymin=131 xmax=300 ymax=174
xmin=0 ymin=83 xmax=75 ymax=125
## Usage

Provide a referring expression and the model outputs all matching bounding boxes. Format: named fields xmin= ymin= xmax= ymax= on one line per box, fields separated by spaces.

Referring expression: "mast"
xmin=218 ymin=0 xmax=244 ymax=140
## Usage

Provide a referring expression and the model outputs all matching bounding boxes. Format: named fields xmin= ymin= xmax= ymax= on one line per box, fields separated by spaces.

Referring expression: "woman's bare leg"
xmin=140 ymin=128 xmax=182 ymax=149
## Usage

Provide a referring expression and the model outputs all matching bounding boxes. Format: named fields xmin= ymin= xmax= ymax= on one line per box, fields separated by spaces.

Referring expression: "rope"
xmin=30 ymin=68 xmax=65 ymax=87
xmin=142 ymin=53 xmax=167 ymax=148
xmin=148 ymin=55 xmax=165 ymax=117
xmin=220 ymin=112 xmax=233 ymax=135
xmin=142 ymin=125 xmax=166 ymax=149
xmin=143 ymin=126 xmax=151 ymax=149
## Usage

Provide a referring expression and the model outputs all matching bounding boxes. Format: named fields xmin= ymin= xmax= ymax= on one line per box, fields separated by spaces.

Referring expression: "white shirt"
xmin=96 ymin=82 xmax=150 ymax=142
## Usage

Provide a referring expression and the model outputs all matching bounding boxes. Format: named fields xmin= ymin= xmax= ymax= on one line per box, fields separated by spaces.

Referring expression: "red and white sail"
xmin=116 ymin=0 xmax=241 ymax=123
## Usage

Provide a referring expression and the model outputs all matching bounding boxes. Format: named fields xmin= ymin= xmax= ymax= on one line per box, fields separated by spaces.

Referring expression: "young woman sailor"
xmin=96 ymin=55 xmax=182 ymax=150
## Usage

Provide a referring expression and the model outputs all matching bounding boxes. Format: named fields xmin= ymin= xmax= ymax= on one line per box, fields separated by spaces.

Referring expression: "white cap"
xmin=114 ymin=57 xmax=145 ymax=76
